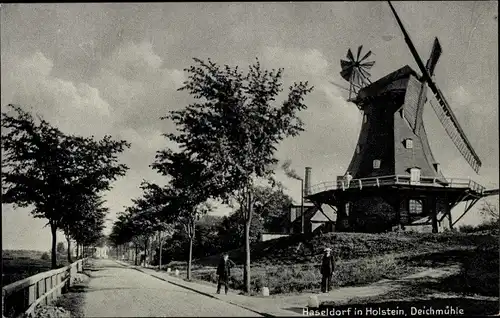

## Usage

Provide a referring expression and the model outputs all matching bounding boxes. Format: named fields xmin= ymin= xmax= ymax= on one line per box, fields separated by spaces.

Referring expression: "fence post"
xmin=66 ymin=267 xmax=72 ymax=289
xmin=69 ymin=266 xmax=73 ymax=288
xmin=2 ymin=288 xmax=5 ymax=317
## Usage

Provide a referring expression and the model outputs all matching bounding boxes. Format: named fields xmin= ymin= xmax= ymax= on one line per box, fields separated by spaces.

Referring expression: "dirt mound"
xmin=194 ymin=231 xmax=497 ymax=267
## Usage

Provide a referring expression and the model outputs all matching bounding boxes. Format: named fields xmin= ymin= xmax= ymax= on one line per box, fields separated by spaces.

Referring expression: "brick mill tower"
xmin=305 ymin=2 xmax=499 ymax=233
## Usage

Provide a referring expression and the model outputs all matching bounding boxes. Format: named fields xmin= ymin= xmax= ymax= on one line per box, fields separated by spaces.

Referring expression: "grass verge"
xmin=174 ymin=231 xmax=498 ymax=296
xmin=53 ymin=271 xmax=91 ymax=318
xmin=190 ymin=253 xmax=425 ymax=295
xmin=2 ymin=251 xmax=70 ymax=285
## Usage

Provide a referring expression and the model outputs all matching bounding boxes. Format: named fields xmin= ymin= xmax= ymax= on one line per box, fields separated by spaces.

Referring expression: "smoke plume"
xmin=281 ymin=159 xmax=302 ymax=181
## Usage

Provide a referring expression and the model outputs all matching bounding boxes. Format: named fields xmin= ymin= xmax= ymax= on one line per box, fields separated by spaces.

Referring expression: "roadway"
xmin=81 ymin=259 xmax=260 ymax=317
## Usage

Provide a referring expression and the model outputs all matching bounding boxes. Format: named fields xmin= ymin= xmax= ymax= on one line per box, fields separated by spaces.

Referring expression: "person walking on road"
xmin=320 ymin=247 xmax=335 ymax=293
xmin=216 ymin=253 xmax=235 ymax=295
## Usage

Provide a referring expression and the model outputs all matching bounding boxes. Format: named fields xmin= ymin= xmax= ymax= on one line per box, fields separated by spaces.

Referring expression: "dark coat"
xmin=217 ymin=258 xmax=235 ymax=279
xmin=320 ymin=254 xmax=335 ymax=276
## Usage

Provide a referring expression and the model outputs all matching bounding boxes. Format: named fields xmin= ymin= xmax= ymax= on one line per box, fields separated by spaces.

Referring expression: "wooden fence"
xmin=2 ymin=258 xmax=87 ymax=318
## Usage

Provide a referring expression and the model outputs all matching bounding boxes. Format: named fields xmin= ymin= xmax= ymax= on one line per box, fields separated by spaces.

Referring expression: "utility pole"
xmin=301 ymin=178 xmax=304 ymax=234
xmin=158 ymin=231 xmax=163 ymax=270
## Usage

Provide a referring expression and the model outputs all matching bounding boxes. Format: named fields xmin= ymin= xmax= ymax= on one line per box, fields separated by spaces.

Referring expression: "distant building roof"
xmin=291 ymin=203 xmax=336 ymax=224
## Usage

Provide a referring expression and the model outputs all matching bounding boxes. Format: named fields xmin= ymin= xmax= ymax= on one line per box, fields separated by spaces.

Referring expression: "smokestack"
xmin=304 ymin=167 xmax=312 ymax=195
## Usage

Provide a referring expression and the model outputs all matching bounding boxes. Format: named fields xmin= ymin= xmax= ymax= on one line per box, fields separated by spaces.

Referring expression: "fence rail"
xmin=307 ymin=175 xmax=485 ymax=196
xmin=2 ymin=258 xmax=87 ymax=318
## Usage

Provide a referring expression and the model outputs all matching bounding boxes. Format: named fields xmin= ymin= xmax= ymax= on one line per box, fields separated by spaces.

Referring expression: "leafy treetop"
xmin=164 ymin=58 xmax=314 ymax=202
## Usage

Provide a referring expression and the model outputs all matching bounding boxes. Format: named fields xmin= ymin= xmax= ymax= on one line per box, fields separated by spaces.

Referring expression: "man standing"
xmin=216 ymin=253 xmax=235 ymax=295
xmin=320 ymin=247 xmax=335 ymax=293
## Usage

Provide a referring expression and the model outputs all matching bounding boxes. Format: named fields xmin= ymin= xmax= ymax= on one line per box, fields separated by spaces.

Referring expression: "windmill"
xmin=330 ymin=46 xmax=375 ymax=108
xmin=304 ymin=1 xmax=499 ymax=233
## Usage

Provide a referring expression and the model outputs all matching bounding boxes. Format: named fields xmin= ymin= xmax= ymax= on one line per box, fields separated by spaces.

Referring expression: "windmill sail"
xmin=428 ymin=90 xmax=482 ymax=173
xmin=387 ymin=1 xmax=482 ymax=173
xmin=415 ymin=38 xmax=441 ymax=132
xmin=425 ymin=38 xmax=442 ymax=77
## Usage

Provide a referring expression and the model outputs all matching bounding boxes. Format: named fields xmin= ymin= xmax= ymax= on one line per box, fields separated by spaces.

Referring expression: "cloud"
xmin=91 ymin=41 xmax=187 ymax=131
xmin=1 ymin=51 xmax=112 ymax=138
xmin=103 ymin=42 xmax=163 ymax=81
xmin=450 ymin=85 xmax=474 ymax=106
xmin=257 ymin=46 xmax=363 ymax=202
xmin=0 ymin=44 xmax=188 ymax=244
xmin=262 ymin=47 xmax=329 ymax=76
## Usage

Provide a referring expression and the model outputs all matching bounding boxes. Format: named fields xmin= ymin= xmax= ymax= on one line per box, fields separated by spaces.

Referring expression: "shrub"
xmin=459 ymin=219 xmax=499 ymax=234
xmin=461 ymin=240 xmax=499 ymax=296
xmin=40 ymin=252 xmax=50 ymax=260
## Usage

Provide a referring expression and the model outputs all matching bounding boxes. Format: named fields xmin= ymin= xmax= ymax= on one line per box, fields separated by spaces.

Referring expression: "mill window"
xmin=373 ymin=159 xmax=381 ymax=169
xmin=363 ymin=114 xmax=367 ymax=124
xmin=408 ymin=199 xmax=423 ymax=215
xmin=356 ymin=145 xmax=360 ymax=154
xmin=404 ymin=138 xmax=413 ymax=149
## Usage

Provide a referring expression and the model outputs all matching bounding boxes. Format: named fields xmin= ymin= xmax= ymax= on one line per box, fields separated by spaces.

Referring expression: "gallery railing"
xmin=307 ymin=175 xmax=485 ymax=196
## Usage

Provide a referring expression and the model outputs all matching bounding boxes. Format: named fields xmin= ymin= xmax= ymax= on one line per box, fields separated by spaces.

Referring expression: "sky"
xmin=1 ymin=2 xmax=498 ymax=251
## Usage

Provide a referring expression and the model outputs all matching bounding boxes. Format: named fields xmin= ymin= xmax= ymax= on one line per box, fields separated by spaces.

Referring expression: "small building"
xmin=259 ymin=203 xmax=336 ymax=241
xmin=287 ymin=203 xmax=336 ymax=234
xmin=95 ymin=246 xmax=110 ymax=258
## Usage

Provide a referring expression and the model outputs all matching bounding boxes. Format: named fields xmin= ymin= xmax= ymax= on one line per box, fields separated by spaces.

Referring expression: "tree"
xmin=193 ymin=215 xmax=223 ymax=258
xmin=110 ymin=181 xmax=175 ymax=267
xmin=131 ymin=181 xmax=175 ymax=266
xmin=109 ymin=214 xmax=127 ymax=257
xmin=143 ymin=185 xmax=291 ymax=262
xmin=151 ymin=151 xmax=217 ymax=280
xmin=217 ymin=209 xmax=264 ymax=250
xmin=64 ymin=194 xmax=108 ymax=261
xmin=110 ymin=212 xmax=141 ymax=263
xmin=216 ymin=185 xmax=292 ymax=250
xmin=479 ymin=201 xmax=499 ymax=221
xmin=253 ymin=185 xmax=293 ymax=233
xmin=56 ymin=242 xmax=66 ymax=254
xmin=161 ymin=223 xmax=190 ymax=262
xmin=1 ymin=104 xmax=130 ymax=268
xmin=165 ymin=58 xmax=313 ymax=292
